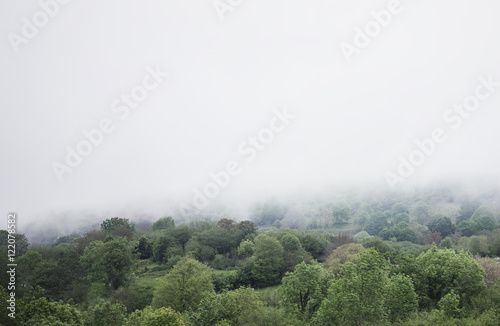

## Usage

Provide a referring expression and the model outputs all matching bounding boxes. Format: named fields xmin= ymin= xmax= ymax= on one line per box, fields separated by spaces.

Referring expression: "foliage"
xmin=427 ymin=216 xmax=455 ymax=238
xmin=80 ymin=237 xmax=134 ymax=290
xmin=331 ymin=201 xmax=351 ymax=224
xmin=188 ymin=286 xmax=269 ymax=326
xmin=251 ymin=199 xmax=288 ymax=226
xmin=380 ymin=222 xmax=419 ymax=243
xmin=101 ymin=217 xmax=135 ymax=233
xmin=415 ymin=245 xmax=486 ymax=308
xmin=151 ymin=216 xmax=176 ymax=231
xmin=313 ymin=249 xmax=392 ymax=325
xmin=279 ymin=260 xmax=333 ymax=321
xmin=84 ymin=298 xmax=127 ymax=326
xmin=21 ymin=297 xmax=83 ymax=325
xmin=237 ymin=239 xmax=254 ymax=258
xmin=136 ymin=236 xmax=153 ymax=259
xmin=152 ymin=256 xmax=214 ymax=312
xmin=323 ymin=242 xmax=365 ymax=275
xmin=251 ymin=234 xmax=284 ymax=287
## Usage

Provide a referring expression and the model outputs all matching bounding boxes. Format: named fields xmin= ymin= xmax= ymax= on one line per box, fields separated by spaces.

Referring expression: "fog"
xmin=1 ymin=0 xmax=500 ymax=233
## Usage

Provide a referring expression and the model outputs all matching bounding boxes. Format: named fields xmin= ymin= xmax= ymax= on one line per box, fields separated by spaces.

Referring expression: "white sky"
xmin=1 ymin=0 xmax=500 ymax=229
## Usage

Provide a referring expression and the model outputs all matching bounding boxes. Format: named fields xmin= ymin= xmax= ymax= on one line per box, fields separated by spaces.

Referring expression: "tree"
xmin=237 ymin=239 xmax=254 ymax=258
xmin=152 ymin=257 xmax=214 ymax=312
xmin=136 ymin=236 xmax=153 ymax=259
xmin=21 ymin=297 xmax=83 ymax=325
xmin=188 ymin=287 xmax=269 ymax=326
xmin=355 ymin=203 xmax=373 ymax=230
xmin=313 ymin=249 xmax=390 ymax=325
xmin=415 ymin=245 xmax=486 ymax=308
xmin=80 ymin=237 xmax=134 ymax=290
xmin=84 ymin=299 xmax=127 ymax=326
xmin=427 ymin=216 xmax=455 ymax=238
xmin=280 ymin=233 xmax=305 ymax=272
xmin=250 ymin=234 xmax=284 ymax=287
xmin=151 ymin=216 xmax=175 ymax=231
xmin=251 ymin=199 xmax=287 ymax=226
xmin=217 ymin=218 xmax=236 ymax=230
xmin=323 ymin=243 xmax=366 ymax=275
xmin=457 ymin=199 xmax=480 ymax=224
xmin=457 ymin=220 xmax=480 ymax=237
xmin=471 ymin=205 xmax=495 ymax=231
xmin=236 ymin=220 xmax=257 ymax=242
xmin=101 ymin=217 xmax=135 ymax=233
xmin=131 ymin=306 xmax=184 ymax=326
xmin=365 ymin=212 xmax=389 ymax=236
xmin=75 ymin=229 xmax=105 ymax=254
xmin=380 ymin=222 xmax=418 ymax=243
xmin=385 ymin=274 xmax=418 ymax=323
xmin=298 ymin=233 xmax=329 ymax=260
xmin=331 ymin=201 xmax=351 ymax=224
xmin=411 ymin=202 xmax=432 ymax=225
xmin=279 ymin=260 xmax=333 ymax=321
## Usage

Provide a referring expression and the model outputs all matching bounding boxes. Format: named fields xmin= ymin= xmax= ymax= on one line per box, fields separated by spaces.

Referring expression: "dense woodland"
xmin=3 ymin=186 xmax=500 ymax=325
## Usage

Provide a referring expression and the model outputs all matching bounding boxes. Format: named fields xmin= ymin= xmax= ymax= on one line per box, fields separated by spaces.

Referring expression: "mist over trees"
xmin=3 ymin=184 xmax=500 ymax=325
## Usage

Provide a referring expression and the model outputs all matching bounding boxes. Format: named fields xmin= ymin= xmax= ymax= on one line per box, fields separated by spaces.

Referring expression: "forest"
xmin=2 ymin=186 xmax=500 ymax=325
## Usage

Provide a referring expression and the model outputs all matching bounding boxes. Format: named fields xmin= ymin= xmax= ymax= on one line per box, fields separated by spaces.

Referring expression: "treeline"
xmin=2 ymin=191 xmax=500 ymax=325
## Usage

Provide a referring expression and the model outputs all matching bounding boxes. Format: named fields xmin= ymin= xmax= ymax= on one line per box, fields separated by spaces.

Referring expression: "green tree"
xmin=237 ymin=239 xmax=254 ymax=258
xmin=355 ymin=203 xmax=373 ymax=230
xmin=152 ymin=257 xmax=214 ymax=312
xmin=440 ymin=237 xmax=452 ymax=249
xmin=427 ymin=216 xmax=455 ymax=238
xmin=280 ymin=234 xmax=305 ymax=273
xmin=101 ymin=217 xmax=135 ymax=233
xmin=21 ymin=297 xmax=83 ymax=325
xmin=457 ymin=219 xmax=480 ymax=237
xmin=313 ymin=249 xmax=390 ymax=325
xmin=151 ymin=216 xmax=176 ymax=231
xmin=84 ymin=299 xmax=127 ymax=326
xmin=380 ymin=222 xmax=418 ymax=243
xmin=80 ymin=237 xmax=134 ymax=290
xmin=415 ymin=245 xmax=486 ymax=308
xmin=438 ymin=290 xmax=462 ymax=318
xmin=136 ymin=236 xmax=153 ymax=259
xmin=323 ymin=243 xmax=366 ymax=275
xmin=130 ymin=306 xmax=184 ymax=326
xmin=251 ymin=234 xmax=284 ymax=287
xmin=411 ymin=202 xmax=432 ymax=225
xmin=471 ymin=205 xmax=495 ymax=231
xmin=279 ymin=260 xmax=333 ymax=321
xmin=332 ymin=201 xmax=351 ymax=225
xmin=457 ymin=199 xmax=480 ymax=224
xmin=188 ymin=287 xmax=269 ymax=326
xmin=365 ymin=212 xmax=389 ymax=236
xmin=385 ymin=274 xmax=418 ymax=323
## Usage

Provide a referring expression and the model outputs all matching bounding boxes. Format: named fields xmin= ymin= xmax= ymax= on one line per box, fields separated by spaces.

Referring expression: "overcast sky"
xmin=1 ymin=0 xmax=500 ymax=229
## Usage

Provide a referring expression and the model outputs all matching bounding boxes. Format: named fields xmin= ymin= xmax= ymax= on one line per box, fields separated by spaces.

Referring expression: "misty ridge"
xmin=23 ymin=180 xmax=500 ymax=246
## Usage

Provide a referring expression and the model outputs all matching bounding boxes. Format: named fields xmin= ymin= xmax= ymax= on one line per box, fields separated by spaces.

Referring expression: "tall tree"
xmin=251 ymin=234 xmax=284 ymax=287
